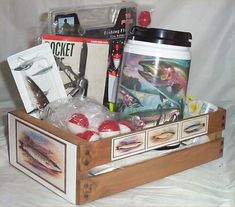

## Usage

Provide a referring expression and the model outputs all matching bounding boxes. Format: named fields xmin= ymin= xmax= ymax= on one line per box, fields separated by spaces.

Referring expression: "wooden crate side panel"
xmin=9 ymin=110 xmax=86 ymax=145
xmin=8 ymin=112 xmax=79 ymax=204
xmin=208 ymin=108 xmax=226 ymax=134
xmin=78 ymin=138 xmax=223 ymax=204
xmin=78 ymin=138 xmax=112 ymax=171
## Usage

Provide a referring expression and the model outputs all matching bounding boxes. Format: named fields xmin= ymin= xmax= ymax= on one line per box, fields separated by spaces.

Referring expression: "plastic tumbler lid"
xmin=129 ymin=26 xmax=192 ymax=47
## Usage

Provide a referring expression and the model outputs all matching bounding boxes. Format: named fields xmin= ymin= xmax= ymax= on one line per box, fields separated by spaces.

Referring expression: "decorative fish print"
xmin=119 ymin=85 xmax=143 ymax=108
xmin=138 ymin=61 xmax=187 ymax=90
xmin=151 ymin=131 xmax=175 ymax=142
xmin=26 ymin=76 xmax=49 ymax=110
xmin=184 ymin=122 xmax=205 ymax=134
xmin=116 ymin=141 xmax=143 ymax=152
xmin=139 ymin=61 xmax=158 ymax=75
xmin=19 ymin=140 xmax=62 ymax=173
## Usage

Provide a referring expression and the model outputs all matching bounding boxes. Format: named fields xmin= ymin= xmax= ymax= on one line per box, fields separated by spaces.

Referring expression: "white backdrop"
xmin=0 ymin=0 xmax=235 ymax=206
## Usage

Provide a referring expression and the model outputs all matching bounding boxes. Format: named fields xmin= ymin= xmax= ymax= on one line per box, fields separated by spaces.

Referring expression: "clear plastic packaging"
xmin=41 ymin=95 xmax=145 ymax=141
xmin=47 ymin=2 xmax=137 ymax=38
xmin=183 ymin=95 xmax=218 ymax=118
xmin=46 ymin=2 xmax=137 ymax=109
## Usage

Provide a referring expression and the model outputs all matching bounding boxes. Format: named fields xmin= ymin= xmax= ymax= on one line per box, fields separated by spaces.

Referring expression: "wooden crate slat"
xmin=78 ymin=108 xmax=226 ymax=172
xmin=78 ymin=137 xmax=223 ymax=204
xmin=78 ymin=138 xmax=111 ymax=171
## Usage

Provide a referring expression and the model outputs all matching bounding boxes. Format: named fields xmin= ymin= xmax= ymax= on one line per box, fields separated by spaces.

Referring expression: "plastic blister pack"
xmin=46 ymin=2 xmax=137 ymax=109
xmin=47 ymin=2 xmax=137 ymax=39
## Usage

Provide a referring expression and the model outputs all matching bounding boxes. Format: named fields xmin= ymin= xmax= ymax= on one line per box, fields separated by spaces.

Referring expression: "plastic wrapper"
xmin=47 ymin=2 xmax=136 ymax=38
xmin=184 ymin=95 xmax=218 ymax=118
xmin=46 ymin=2 xmax=137 ymax=110
xmin=41 ymin=96 xmax=145 ymax=141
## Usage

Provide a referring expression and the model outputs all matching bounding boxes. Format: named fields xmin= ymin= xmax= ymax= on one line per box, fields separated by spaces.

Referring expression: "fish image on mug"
xmin=16 ymin=120 xmax=66 ymax=192
xmin=147 ymin=123 xmax=179 ymax=149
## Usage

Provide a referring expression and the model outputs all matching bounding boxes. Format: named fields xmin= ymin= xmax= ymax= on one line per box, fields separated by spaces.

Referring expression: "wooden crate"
xmin=8 ymin=108 xmax=226 ymax=205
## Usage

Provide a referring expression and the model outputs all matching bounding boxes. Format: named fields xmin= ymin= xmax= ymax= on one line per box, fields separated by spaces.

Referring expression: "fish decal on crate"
xmin=116 ymin=137 xmax=143 ymax=152
xmin=151 ymin=131 xmax=175 ymax=143
xmin=19 ymin=134 xmax=62 ymax=175
xmin=184 ymin=122 xmax=205 ymax=134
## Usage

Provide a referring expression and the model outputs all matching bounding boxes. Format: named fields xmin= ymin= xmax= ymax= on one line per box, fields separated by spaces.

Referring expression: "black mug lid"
xmin=129 ymin=26 xmax=192 ymax=47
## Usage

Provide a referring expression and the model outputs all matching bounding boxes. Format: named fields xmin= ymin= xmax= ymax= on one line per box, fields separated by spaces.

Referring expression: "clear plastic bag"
xmin=41 ymin=96 xmax=145 ymax=141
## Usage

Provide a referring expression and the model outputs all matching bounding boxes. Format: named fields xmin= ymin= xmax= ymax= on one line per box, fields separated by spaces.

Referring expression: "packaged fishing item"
xmin=184 ymin=96 xmax=218 ymax=118
xmin=116 ymin=26 xmax=192 ymax=127
xmin=41 ymin=34 xmax=109 ymax=103
xmin=7 ymin=43 xmax=67 ymax=118
xmin=47 ymin=2 xmax=137 ymax=109
xmin=41 ymin=96 xmax=144 ymax=141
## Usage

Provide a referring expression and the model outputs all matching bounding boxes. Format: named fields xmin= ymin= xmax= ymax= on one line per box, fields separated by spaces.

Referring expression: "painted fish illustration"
xmin=138 ymin=61 xmax=187 ymax=90
xmin=26 ymin=76 xmax=49 ymax=110
xmin=19 ymin=140 xmax=62 ymax=173
xmin=116 ymin=141 xmax=143 ymax=152
xmin=138 ymin=70 xmax=173 ymax=87
xmin=119 ymin=85 xmax=143 ymax=107
xmin=151 ymin=131 xmax=175 ymax=142
xmin=130 ymin=107 xmax=179 ymax=124
xmin=184 ymin=122 xmax=205 ymax=134
xmin=139 ymin=61 xmax=158 ymax=75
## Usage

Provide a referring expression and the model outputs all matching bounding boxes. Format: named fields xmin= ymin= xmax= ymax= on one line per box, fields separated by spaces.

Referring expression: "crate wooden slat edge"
xmin=78 ymin=137 xmax=224 ymax=204
xmin=78 ymin=108 xmax=226 ymax=171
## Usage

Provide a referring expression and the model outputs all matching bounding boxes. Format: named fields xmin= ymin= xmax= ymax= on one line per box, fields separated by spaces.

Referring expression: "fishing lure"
xmin=26 ymin=76 xmax=49 ymax=110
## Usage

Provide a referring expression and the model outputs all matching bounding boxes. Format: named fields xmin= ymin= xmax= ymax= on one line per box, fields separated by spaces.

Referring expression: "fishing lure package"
xmin=47 ymin=2 xmax=137 ymax=109
xmin=7 ymin=44 xmax=67 ymax=118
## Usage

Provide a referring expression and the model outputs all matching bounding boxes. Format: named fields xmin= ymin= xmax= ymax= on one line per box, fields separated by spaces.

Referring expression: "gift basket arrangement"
xmin=7 ymin=2 xmax=226 ymax=205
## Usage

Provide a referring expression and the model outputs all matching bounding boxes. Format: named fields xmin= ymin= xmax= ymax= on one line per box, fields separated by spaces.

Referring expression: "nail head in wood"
xmin=83 ymin=159 xmax=90 ymax=166
xmin=85 ymin=149 xmax=90 ymax=155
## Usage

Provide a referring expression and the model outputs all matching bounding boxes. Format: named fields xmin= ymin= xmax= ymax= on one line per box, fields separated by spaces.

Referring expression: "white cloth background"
xmin=0 ymin=0 xmax=235 ymax=206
